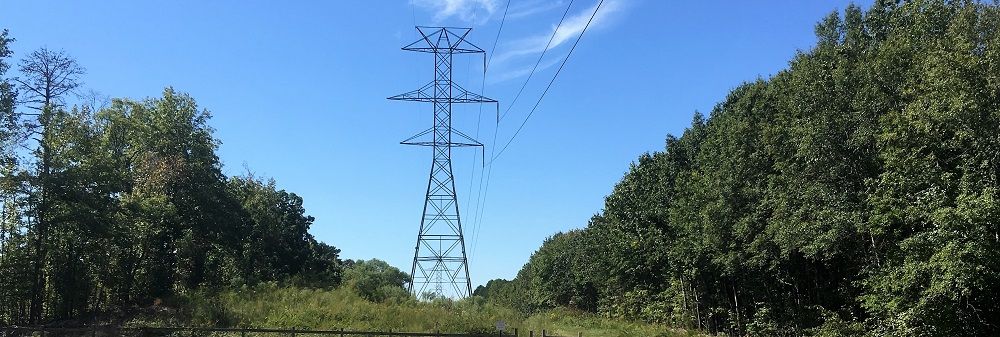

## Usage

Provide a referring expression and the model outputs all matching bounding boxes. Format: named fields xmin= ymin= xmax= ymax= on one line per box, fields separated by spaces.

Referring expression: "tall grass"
xmin=133 ymin=284 xmax=521 ymax=333
xmin=130 ymin=284 xmax=700 ymax=336
xmin=521 ymin=308 xmax=703 ymax=337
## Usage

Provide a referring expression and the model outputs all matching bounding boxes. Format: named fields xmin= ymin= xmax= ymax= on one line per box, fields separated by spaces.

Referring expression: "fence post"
xmin=291 ymin=327 xmax=296 ymax=337
xmin=578 ymin=332 xmax=582 ymax=337
xmin=339 ymin=328 xmax=344 ymax=337
xmin=529 ymin=331 xmax=533 ymax=337
xmin=514 ymin=328 xmax=518 ymax=337
xmin=241 ymin=327 xmax=247 ymax=337
xmin=541 ymin=330 xmax=546 ymax=337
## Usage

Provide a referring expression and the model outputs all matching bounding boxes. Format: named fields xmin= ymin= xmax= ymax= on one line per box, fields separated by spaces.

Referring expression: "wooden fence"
xmin=0 ymin=327 xmax=578 ymax=337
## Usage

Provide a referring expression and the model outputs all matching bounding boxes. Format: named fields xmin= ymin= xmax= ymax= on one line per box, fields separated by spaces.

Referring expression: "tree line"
xmin=476 ymin=1 xmax=1000 ymax=336
xmin=0 ymin=31 xmax=344 ymax=325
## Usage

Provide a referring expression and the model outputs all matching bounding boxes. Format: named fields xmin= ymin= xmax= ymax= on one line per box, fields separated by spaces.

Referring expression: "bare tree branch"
xmin=17 ymin=47 xmax=85 ymax=111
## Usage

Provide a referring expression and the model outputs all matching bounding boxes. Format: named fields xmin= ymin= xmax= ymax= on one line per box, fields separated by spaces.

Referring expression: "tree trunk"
xmin=733 ymin=281 xmax=741 ymax=336
xmin=28 ymin=104 xmax=52 ymax=324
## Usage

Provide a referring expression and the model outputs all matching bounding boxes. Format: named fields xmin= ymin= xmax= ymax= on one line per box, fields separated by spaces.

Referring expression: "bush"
xmin=342 ymin=259 xmax=411 ymax=302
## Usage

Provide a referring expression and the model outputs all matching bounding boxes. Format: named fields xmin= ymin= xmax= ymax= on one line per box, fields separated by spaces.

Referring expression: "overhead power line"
xmin=472 ymin=0 xmax=606 ymax=261
xmin=490 ymin=0 xmax=606 ymax=164
xmin=498 ymin=0 xmax=576 ymax=122
xmin=467 ymin=0 xmax=512 ymax=263
xmin=487 ymin=0 xmax=512 ymax=70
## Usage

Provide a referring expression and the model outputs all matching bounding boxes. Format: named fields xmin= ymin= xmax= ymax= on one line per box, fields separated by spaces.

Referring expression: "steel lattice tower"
xmin=389 ymin=27 xmax=496 ymax=298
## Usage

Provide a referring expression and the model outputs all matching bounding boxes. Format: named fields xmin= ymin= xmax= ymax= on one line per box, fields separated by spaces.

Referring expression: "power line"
xmin=410 ymin=2 xmax=417 ymax=30
xmin=487 ymin=0 xmax=512 ymax=71
xmin=473 ymin=0 xmax=596 ymax=262
xmin=467 ymin=0 xmax=512 ymax=263
xmin=490 ymin=0 xmax=606 ymax=164
xmin=497 ymin=0 xmax=576 ymax=123
xmin=471 ymin=0 xmax=577 ymax=263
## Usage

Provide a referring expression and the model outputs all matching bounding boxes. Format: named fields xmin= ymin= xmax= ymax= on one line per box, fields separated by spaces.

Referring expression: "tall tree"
xmin=0 ymin=28 xmax=32 ymax=327
xmin=0 ymin=38 xmax=344 ymax=323
xmin=15 ymin=47 xmax=85 ymax=323
xmin=15 ymin=48 xmax=84 ymax=111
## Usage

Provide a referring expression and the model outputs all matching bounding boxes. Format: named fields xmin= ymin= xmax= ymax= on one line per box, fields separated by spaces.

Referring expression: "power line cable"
xmin=410 ymin=1 xmax=417 ymax=27
xmin=490 ymin=0 xmax=605 ymax=164
xmin=467 ymin=0 xmax=512 ymax=263
xmin=497 ymin=0 xmax=576 ymax=122
xmin=471 ymin=0 xmax=582 ymax=262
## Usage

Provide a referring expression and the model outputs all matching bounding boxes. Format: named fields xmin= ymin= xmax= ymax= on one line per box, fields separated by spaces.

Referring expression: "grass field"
xmin=127 ymin=284 xmax=700 ymax=337
xmin=520 ymin=308 xmax=704 ymax=337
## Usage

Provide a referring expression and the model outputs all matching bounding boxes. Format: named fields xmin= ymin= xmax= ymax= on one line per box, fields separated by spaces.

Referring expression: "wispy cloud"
xmin=411 ymin=0 xmax=499 ymax=23
xmin=490 ymin=0 xmax=625 ymax=82
xmin=489 ymin=56 xmax=562 ymax=84
xmin=506 ymin=0 xmax=567 ymax=20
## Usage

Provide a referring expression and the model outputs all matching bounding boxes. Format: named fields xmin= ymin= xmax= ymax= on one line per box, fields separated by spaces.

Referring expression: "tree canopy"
xmin=478 ymin=1 xmax=1000 ymax=336
xmin=0 ymin=39 xmax=344 ymax=324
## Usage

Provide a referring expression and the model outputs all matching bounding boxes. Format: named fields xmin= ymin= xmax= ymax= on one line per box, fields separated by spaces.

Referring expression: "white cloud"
xmin=494 ymin=0 xmax=622 ymax=63
xmin=405 ymin=0 xmax=626 ymax=83
xmin=506 ymin=0 xmax=567 ymax=20
xmin=412 ymin=0 xmax=498 ymax=23
xmin=489 ymin=57 xmax=562 ymax=84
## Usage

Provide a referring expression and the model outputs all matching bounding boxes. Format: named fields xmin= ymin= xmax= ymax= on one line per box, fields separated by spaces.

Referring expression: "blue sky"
xmin=2 ymin=0 xmax=871 ymax=288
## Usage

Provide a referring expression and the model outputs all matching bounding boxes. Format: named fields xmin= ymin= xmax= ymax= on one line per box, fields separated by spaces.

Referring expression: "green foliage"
xmin=136 ymin=284 xmax=517 ymax=333
xmin=0 ymin=80 xmax=343 ymax=324
xmin=227 ymin=176 xmax=341 ymax=287
xmin=479 ymin=1 xmax=1000 ymax=336
xmin=521 ymin=307 xmax=703 ymax=337
xmin=0 ymin=29 xmax=15 ymax=159
xmin=0 ymin=29 xmax=32 ymax=325
xmin=129 ymin=284 xmax=695 ymax=336
xmin=807 ymin=308 xmax=865 ymax=337
xmin=341 ymin=259 xmax=411 ymax=303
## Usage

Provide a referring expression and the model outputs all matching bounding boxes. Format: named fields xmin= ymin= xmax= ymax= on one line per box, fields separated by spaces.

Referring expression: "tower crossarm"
xmin=400 ymin=127 xmax=483 ymax=147
xmin=388 ymin=81 xmax=497 ymax=104
xmin=402 ymin=26 xmax=484 ymax=54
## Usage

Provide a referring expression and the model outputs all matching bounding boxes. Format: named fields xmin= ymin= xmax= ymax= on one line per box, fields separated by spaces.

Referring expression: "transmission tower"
xmin=389 ymin=26 xmax=496 ymax=299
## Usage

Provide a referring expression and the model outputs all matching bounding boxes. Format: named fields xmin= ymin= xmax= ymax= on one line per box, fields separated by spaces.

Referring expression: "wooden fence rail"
xmin=0 ymin=326 xmax=578 ymax=337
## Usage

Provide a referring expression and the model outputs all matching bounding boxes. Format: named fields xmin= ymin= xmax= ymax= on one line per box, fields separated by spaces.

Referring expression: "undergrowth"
xmin=128 ymin=284 xmax=701 ymax=336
